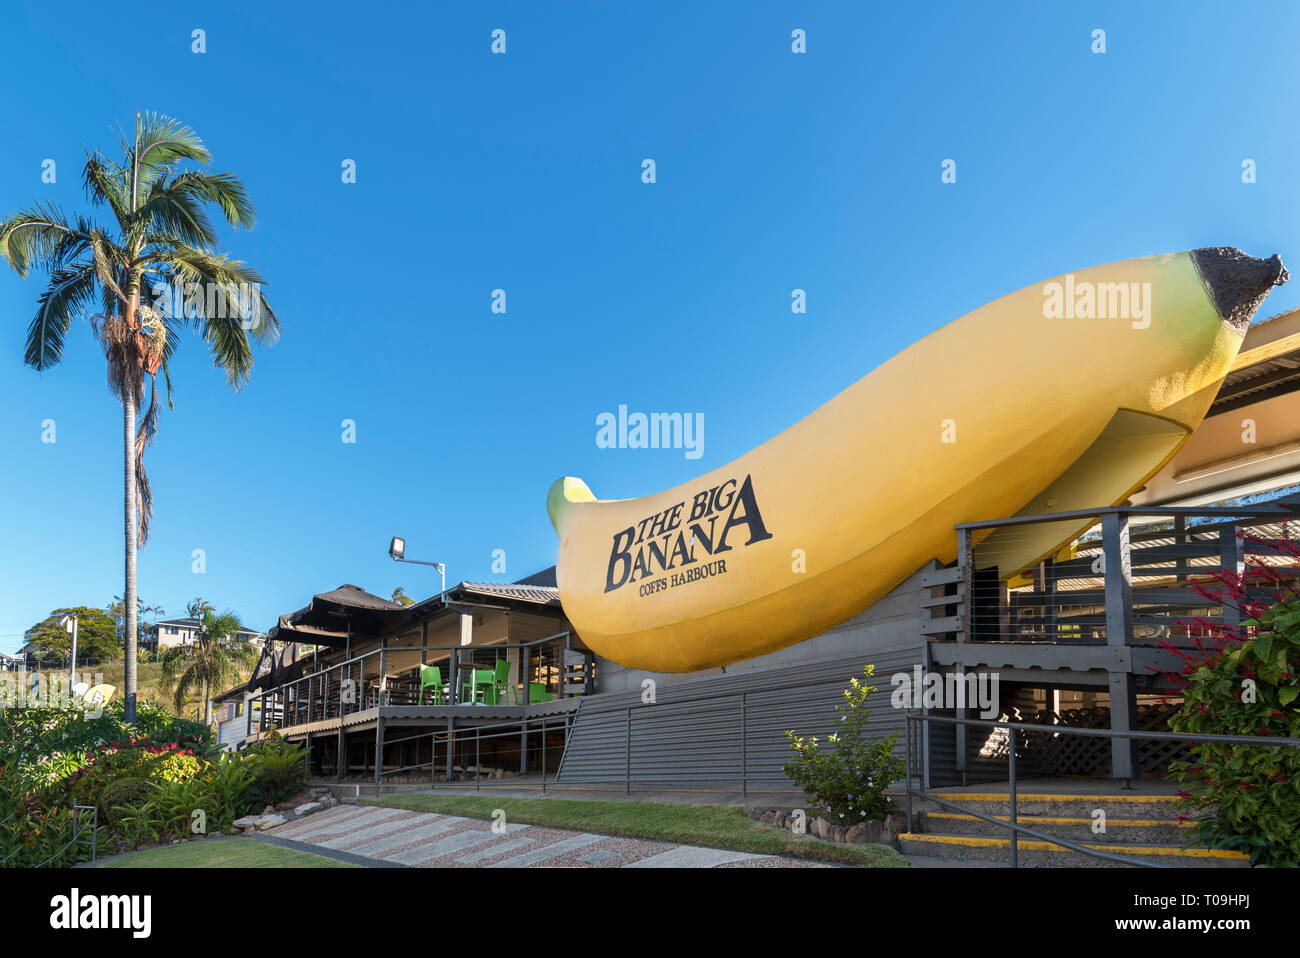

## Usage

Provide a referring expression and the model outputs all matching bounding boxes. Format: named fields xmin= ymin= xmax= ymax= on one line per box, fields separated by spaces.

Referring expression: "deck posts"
xmin=905 ymin=715 xmax=914 ymax=832
xmin=520 ymin=717 xmax=528 ymax=775
xmin=1102 ymin=512 xmax=1138 ymax=783
xmin=1008 ymin=728 xmax=1018 ymax=868
xmin=446 ymin=716 xmax=454 ymax=784
xmin=1219 ymin=524 xmax=1245 ymax=628
xmin=375 ymin=716 xmax=385 ymax=792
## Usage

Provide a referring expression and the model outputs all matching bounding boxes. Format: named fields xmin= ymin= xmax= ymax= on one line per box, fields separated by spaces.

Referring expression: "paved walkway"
xmin=262 ymin=803 xmax=823 ymax=868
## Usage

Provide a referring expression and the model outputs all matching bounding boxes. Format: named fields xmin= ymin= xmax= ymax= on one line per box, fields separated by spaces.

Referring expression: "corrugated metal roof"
xmin=1211 ymin=342 xmax=1300 ymax=414
xmin=458 ymin=582 xmax=560 ymax=605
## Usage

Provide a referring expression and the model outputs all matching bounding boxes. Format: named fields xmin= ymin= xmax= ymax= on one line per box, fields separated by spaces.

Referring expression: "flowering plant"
xmin=782 ymin=665 xmax=904 ymax=827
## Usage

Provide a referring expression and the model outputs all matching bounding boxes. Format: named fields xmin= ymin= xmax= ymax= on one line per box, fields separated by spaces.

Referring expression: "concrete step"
xmin=898 ymin=832 xmax=1250 ymax=868
xmin=923 ymin=811 xmax=1190 ymax=845
xmin=917 ymin=790 xmax=1186 ymax=821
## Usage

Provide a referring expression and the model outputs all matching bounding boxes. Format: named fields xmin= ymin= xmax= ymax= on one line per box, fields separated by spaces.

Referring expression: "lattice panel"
xmin=996 ymin=703 xmax=1189 ymax=775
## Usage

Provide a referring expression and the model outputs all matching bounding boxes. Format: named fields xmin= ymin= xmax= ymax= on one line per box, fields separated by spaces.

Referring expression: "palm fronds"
xmin=0 ymin=111 xmax=277 ymax=542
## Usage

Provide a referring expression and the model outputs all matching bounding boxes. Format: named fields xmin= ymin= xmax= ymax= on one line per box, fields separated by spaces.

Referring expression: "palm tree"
xmin=0 ymin=113 xmax=279 ymax=726
xmin=159 ymin=605 xmax=258 ymax=726
xmin=391 ymin=587 xmax=415 ymax=607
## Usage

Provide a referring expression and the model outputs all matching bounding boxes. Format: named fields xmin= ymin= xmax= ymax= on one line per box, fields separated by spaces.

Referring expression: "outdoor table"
xmin=456 ymin=662 xmax=494 ymax=704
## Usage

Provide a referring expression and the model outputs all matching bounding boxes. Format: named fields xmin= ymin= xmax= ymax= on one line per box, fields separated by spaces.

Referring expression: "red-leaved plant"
xmin=1154 ymin=525 xmax=1300 ymax=866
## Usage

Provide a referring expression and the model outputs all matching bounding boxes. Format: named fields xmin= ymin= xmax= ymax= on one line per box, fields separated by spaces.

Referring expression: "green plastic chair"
xmin=419 ymin=664 xmax=447 ymax=705
xmin=513 ymin=682 xmax=552 ymax=705
xmin=462 ymin=667 xmax=495 ymax=703
xmin=479 ymin=660 xmax=511 ymax=705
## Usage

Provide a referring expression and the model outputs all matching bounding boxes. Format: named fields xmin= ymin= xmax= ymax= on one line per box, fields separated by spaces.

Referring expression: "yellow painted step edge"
xmin=921 ymin=792 xmax=1174 ymax=803
xmin=927 ymin=812 xmax=1189 ymax=828
xmin=900 ymin=832 xmax=1247 ymax=860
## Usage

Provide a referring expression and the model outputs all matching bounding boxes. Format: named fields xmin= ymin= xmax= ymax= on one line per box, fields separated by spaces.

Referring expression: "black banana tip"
xmin=1191 ymin=247 xmax=1289 ymax=330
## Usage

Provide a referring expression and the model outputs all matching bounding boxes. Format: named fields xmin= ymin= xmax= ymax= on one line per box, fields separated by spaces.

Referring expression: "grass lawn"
xmin=362 ymin=795 xmax=910 ymax=867
xmin=99 ymin=836 xmax=358 ymax=869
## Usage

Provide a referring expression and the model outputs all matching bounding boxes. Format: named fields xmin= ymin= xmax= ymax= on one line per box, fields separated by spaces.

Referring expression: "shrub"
xmin=100 ymin=777 xmax=157 ymax=828
xmin=0 ymin=699 xmax=210 ymax=798
xmin=250 ymin=742 xmax=310 ymax=805
xmin=1164 ymin=544 xmax=1300 ymax=867
xmin=0 ymin=776 xmax=107 ymax=868
xmin=149 ymin=749 xmax=202 ymax=785
xmin=114 ymin=755 xmax=258 ymax=847
xmin=782 ymin=665 xmax=905 ymax=828
xmin=67 ymin=741 xmax=203 ymax=812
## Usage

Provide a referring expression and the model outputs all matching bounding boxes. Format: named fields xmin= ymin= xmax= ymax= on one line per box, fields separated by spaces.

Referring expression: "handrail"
xmin=250 ymin=633 xmax=577 ymax=705
xmin=904 ymin=711 xmax=1300 ymax=868
xmin=955 ymin=503 xmax=1299 ymax=531
xmin=246 ymin=632 xmax=583 ymax=737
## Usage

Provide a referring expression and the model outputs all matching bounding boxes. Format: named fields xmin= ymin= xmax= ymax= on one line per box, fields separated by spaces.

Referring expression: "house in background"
xmin=155 ymin=617 xmax=265 ymax=650
xmin=213 ymin=684 xmax=261 ymax=751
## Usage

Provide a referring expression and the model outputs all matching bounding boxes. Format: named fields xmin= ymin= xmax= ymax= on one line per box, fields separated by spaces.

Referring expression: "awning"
xmin=264 ymin=583 xmax=409 ymax=649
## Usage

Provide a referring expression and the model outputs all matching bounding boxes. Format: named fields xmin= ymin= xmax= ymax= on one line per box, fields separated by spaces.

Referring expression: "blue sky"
xmin=2 ymin=1 xmax=1298 ymax=650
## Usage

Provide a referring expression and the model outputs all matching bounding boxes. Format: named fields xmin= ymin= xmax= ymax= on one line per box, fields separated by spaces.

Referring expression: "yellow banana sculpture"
xmin=548 ymin=249 xmax=1288 ymax=673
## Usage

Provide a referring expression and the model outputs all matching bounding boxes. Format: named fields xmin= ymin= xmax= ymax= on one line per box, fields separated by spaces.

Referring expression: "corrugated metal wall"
xmin=555 ymin=643 xmax=923 ymax=788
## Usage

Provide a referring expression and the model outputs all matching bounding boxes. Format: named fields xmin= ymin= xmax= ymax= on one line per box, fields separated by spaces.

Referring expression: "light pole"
xmin=61 ymin=615 xmax=78 ymax=689
xmin=388 ymin=537 xmax=446 ymax=604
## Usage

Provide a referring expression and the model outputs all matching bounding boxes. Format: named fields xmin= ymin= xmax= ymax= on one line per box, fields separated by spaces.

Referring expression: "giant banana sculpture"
xmin=549 ymin=248 xmax=1288 ymax=673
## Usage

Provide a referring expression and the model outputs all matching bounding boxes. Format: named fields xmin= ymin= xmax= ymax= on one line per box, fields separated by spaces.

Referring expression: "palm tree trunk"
xmin=203 ymin=671 xmax=212 ymax=726
xmin=123 ymin=392 xmax=138 ymax=726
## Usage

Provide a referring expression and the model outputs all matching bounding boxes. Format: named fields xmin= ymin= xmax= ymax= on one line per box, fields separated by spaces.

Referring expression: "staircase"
xmin=897 ymin=789 xmax=1251 ymax=867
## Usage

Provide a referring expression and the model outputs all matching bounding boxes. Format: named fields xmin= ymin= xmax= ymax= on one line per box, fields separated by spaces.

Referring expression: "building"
xmin=221 ymin=303 xmax=1300 ymax=808
xmin=155 ymin=618 xmax=265 ymax=650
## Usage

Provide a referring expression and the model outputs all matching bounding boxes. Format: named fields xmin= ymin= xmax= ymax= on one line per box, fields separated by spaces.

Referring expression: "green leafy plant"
xmin=0 ymin=776 xmax=107 ymax=868
xmin=782 ymin=665 xmax=905 ymax=828
xmin=249 ymin=741 xmax=309 ymax=805
xmin=1165 ymin=540 xmax=1300 ymax=867
xmin=115 ymin=755 xmax=257 ymax=847
xmin=100 ymin=777 xmax=157 ymax=829
xmin=0 ymin=698 xmax=209 ymax=798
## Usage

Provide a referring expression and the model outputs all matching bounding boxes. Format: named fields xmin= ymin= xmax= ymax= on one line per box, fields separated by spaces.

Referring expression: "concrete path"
xmin=261 ymin=803 xmax=823 ymax=868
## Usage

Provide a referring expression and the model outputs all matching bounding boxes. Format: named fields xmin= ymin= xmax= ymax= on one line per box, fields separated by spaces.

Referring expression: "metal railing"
xmin=929 ymin=504 xmax=1300 ymax=650
xmin=247 ymin=631 xmax=587 ymax=737
xmin=904 ymin=712 xmax=1300 ymax=867
xmin=357 ymin=673 xmax=894 ymax=796
xmin=0 ymin=804 xmax=97 ymax=868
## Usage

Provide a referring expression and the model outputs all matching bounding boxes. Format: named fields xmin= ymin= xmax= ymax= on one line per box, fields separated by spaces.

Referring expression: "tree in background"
xmin=24 ymin=607 xmax=119 ymax=667
xmin=108 ymin=596 xmax=165 ymax=655
xmin=159 ymin=602 xmax=258 ymax=725
xmin=0 ymin=113 xmax=280 ymax=726
xmin=390 ymin=587 xmax=415 ymax=607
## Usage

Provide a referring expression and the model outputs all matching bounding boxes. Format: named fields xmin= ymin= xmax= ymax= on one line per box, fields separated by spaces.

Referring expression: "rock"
xmin=760 ymin=810 xmax=777 ymax=826
xmin=232 ymin=816 xmax=259 ymax=829
xmin=294 ymin=801 xmax=323 ymax=817
xmin=262 ymin=805 xmax=276 ymax=816
xmin=829 ymin=825 xmax=847 ymax=843
xmin=810 ymin=817 xmax=831 ymax=840
xmin=254 ymin=814 xmax=286 ymax=830
xmin=883 ymin=811 xmax=910 ymax=847
xmin=846 ymin=820 xmax=884 ymax=844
